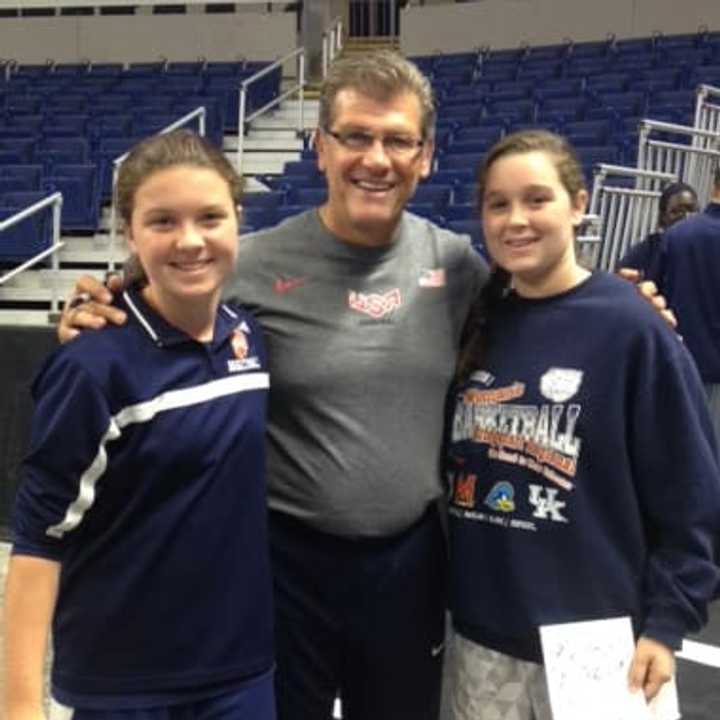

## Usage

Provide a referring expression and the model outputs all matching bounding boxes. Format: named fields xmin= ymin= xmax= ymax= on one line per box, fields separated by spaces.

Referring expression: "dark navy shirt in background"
xmin=664 ymin=202 xmax=720 ymax=383
xmin=617 ymin=231 xmax=667 ymax=286
xmin=13 ymin=288 xmax=274 ymax=709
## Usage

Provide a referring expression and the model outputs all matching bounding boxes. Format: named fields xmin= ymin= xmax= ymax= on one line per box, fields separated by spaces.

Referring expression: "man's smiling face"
xmin=315 ymin=88 xmax=433 ymax=246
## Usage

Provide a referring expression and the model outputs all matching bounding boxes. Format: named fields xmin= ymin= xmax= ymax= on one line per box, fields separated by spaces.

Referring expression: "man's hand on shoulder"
xmin=57 ymin=273 xmax=127 ymax=344
xmin=617 ymin=268 xmax=677 ymax=329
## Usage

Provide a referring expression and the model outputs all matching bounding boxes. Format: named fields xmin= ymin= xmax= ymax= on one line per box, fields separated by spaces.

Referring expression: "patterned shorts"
xmin=441 ymin=628 xmax=553 ymax=720
xmin=705 ymin=383 xmax=720 ymax=448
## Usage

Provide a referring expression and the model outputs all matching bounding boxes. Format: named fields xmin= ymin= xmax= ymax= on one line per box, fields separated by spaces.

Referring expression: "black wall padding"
xmin=0 ymin=327 xmax=58 ymax=540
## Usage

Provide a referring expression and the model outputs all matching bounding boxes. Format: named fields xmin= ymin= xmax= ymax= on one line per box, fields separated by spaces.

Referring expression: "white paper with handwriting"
xmin=539 ymin=617 xmax=680 ymax=720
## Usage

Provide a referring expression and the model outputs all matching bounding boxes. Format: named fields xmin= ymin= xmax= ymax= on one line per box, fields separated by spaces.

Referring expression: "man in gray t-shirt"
xmin=228 ymin=52 xmax=486 ymax=720
xmin=59 ymin=51 xmax=488 ymax=720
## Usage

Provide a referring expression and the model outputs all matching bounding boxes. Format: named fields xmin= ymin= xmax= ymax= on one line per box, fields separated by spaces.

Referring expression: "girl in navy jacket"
xmin=4 ymin=131 xmax=275 ymax=720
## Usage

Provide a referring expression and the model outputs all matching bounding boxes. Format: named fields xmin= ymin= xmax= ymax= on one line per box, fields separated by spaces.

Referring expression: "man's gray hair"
xmin=319 ymin=50 xmax=436 ymax=140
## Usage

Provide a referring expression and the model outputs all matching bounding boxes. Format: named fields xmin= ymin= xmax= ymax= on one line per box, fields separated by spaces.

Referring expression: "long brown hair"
xmin=456 ymin=130 xmax=586 ymax=382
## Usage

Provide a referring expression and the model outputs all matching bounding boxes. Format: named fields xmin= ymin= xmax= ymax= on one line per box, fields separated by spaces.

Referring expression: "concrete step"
xmin=227 ymin=133 xmax=305 ymax=149
xmin=0 ymin=284 xmax=74 ymax=303
xmin=1 ymin=267 xmax=95 ymax=289
xmin=58 ymin=236 xmax=125 ymax=264
xmin=240 ymin=157 xmax=297 ymax=175
xmin=0 ymin=309 xmax=54 ymax=326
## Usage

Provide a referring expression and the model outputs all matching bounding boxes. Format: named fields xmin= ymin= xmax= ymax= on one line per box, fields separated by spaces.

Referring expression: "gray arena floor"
xmin=0 ymin=541 xmax=717 ymax=717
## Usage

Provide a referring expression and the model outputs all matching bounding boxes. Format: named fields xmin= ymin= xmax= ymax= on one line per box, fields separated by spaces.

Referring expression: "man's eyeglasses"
xmin=323 ymin=128 xmax=425 ymax=158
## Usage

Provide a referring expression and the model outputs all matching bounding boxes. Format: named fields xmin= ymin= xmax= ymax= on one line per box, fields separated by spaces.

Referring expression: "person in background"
xmin=663 ymin=167 xmax=720 ymax=448
xmin=4 ymin=130 xmax=275 ymax=720
xmin=443 ymin=130 xmax=720 ymax=720
xmin=617 ymin=181 xmax=698 ymax=285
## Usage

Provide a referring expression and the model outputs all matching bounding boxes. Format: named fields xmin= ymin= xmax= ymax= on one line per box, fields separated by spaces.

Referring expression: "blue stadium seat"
xmin=407 ymin=202 xmax=444 ymax=223
xmin=611 ymin=54 xmax=656 ymax=72
xmin=454 ymin=184 xmax=478 ymax=205
xmin=534 ymin=79 xmax=583 ymax=101
xmin=565 ymin=119 xmax=612 ymax=146
xmin=568 ymin=41 xmax=610 ymax=59
xmin=480 ymin=67 xmax=518 ymax=83
xmin=43 ymin=164 xmax=100 ymax=232
xmin=0 ymin=164 xmax=43 ymax=188
xmin=95 ymin=136 xmax=144 ymax=198
xmin=586 ymin=73 xmax=631 ymax=93
xmin=439 ymin=152 xmax=486 ymax=171
xmin=43 ymin=115 xmax=90 ymax=138
xmin=447 ymin=219 xmax=485 ymax=252
xmin=242 ymin=207 xmax=274 ymax=231
xmin=537 ymin=97 xmax=587 ymax=123
xmin=486 ymin=99 xmax=535 ymax=122
xmin=283 ymin=160 xmax=321 ymax=176
xmin=0 ymin=208 xmax=50 ymax=263
xmin=0 ymin=139 xmax=35 ymax=163
xmin=0 ymin=193 xmax=53 ymax=262
xmin=517 ymin=62 xmax=563 ymax=81
xmin=288 ymin=187 xmax=328 ymax=206
xmin=565 ymin=58 xmax=611 ymax=77
xmin=36 ymin=137 xmax=89 ymax=165
xmin=242 ymin=191 xmax=286 ymax=209
xmin=575 ymin=145 xmax=620 ymax=167
xmin=411 ymin=184 xmax=452 ymax=208
xmin=272 ymin=205 xmax=310 ymax=224
xmin=445 ymin=139 xmax=494 ymax=155
xmin=444 ymin=204 xmax=476 ymax=222
xmin=422 ymin=168 xmax=475 ymax=186
xmin=5 ymin=114 xmax=44 ymax=132
xmin=454 ymin=126 xmax=503 ymax=145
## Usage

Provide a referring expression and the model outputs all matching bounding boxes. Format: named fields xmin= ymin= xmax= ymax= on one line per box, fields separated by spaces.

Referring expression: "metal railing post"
xmin=322 ymin=32 xmax=329 ymax=78
xmin=110 ymin=162 xmax=120 ymax=273
xmin=233 ymin=48 xmax=307 ymax=173
xmin=299 ymin=51 xmax=306 ymax=135
xmin=237 ymin=86 xmax=247 ymax=175
xmin=0 ymin=193 xmax=66 ymax=313
xmin=50 ymin=196 xmax=62 ymax=314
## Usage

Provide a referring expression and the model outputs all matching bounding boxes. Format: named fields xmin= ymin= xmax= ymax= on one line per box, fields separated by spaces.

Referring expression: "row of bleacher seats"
xmin=414 ymin=31 xmax=720 ymax=84
xmin=0 ymin=165 xmax=99 ymax=233
xmin=1 ymin=60 xmax=280 ymax=135
xmin=241 ymin=184 xmax=486 ymax=253
xmin=245 ymin=34 xmax=720 ymax=250
xmin=0 ymin=61 xmax=282 ymax=233
xmin=0 ymin=32 xmax=716 ymax=277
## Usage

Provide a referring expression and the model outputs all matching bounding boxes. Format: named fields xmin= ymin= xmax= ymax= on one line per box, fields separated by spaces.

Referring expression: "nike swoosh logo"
xmin=274 ymin=277 xmax=308 ymax=294
xmin=431 ymin=643 xmax=444 ymax=657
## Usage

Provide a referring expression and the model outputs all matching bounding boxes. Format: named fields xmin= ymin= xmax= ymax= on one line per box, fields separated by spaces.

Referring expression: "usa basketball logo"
xmin=231 ymin=328 xmax=249 ymax=360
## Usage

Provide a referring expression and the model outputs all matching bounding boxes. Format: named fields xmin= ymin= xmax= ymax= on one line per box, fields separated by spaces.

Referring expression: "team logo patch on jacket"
xmin=453 ymin=473 xmax=477 ymax=508
xmin=484 ymin=481 xmax=516 ymax=513
xmin=231 ymin=327 xmax=249 ymax=360
xmin=540 ymin=368 xmax=584 ymax=403
xmin=228 ymin=325 xmax=261 ymax=372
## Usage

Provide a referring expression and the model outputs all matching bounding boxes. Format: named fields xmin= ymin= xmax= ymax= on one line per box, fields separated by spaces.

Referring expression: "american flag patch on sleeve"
xmin=418 ymin=268 xmax=446 ymax=288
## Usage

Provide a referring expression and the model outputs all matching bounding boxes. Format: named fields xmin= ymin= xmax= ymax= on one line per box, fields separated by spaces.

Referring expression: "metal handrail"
xmin=235 ymin=46 xmax=306 ymax=175
xmin=322 ymin=16 xmax=344 ymax=78
xmin=108 ymin=106 xmax=208 ymax=272
xmin=0 ymin=192 xmax=65 ymax=316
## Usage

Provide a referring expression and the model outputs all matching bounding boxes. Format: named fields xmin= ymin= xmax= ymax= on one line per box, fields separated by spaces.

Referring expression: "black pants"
xmin=269 ymin=506 xmax=447 ymax=720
